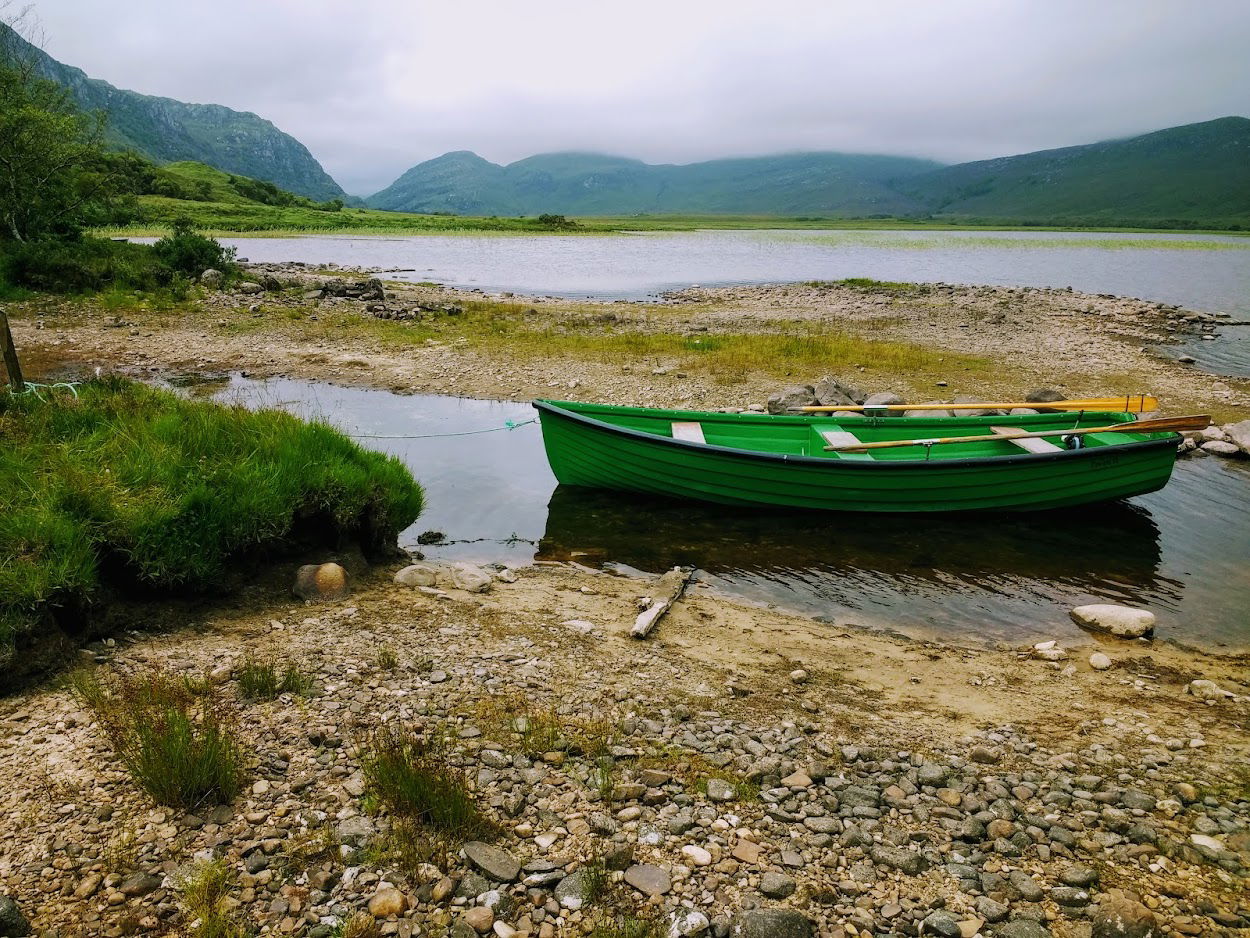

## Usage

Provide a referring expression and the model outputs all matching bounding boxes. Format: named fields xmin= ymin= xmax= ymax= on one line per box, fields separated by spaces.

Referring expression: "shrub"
xmin=151 ymin=216 xmax=236 ymax=277
xmin=360 ymin=727 xmax=497 ymax=839
xmin=73 ymin=669 xmax=244 ymax=809
xmin=0 ymin=236 xmax=174 ymax=292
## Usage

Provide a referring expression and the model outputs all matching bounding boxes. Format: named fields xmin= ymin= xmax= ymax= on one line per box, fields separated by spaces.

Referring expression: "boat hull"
xmin=534 ymin=401 xmax=1179 ymax=512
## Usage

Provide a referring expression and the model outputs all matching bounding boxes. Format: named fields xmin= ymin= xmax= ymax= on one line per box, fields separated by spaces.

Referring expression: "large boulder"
xmin=199 ymin=268 xmax=224 ymax=289
xmin=394 ymin=564 xmax=437 ymax=588
xmin=294 ymin=563 xmax=350 ymax=601
xmin=729 ymin=909 xmax=813 ymax=938
xmin=462 ymin=842 xmax=520 ymax=882
xmin=1026 ymin=388 xmax=1067 ymax=413
xmin=1091 ymin=892 xmax=1161 ymax=938
xmin=1070 ymin=604 xmax=1155 ymax=638
xmin=448 ymin=563 xmax=492 ymax=593
xmin=863 ymin=391 xmax=905 ymax=416
xmin=259 ymin=274 xmax=283 ymax=292
xmin=904 ymin=401 xmax=953 ymax=418
xmin=813 ymin=375 xmax=865 ymax=407
xmin=951 ymin=395 xmax=1003 ymax=417
xmin=1223 ymin=419 xmax=1250 ymax=455
xmin=766 ymin=385 xmax=816 ymax=415
xmin=359 ymin=278 xmax=386 ymax=301
xmin=237 ymin=281 xmax=264 ymax=295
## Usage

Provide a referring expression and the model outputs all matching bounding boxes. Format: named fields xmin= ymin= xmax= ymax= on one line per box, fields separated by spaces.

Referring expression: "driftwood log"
xmin=631 ymin=566 xmax=694 ymax=638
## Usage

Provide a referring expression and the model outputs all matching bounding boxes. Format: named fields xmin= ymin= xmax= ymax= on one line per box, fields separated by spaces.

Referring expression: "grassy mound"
xmin=0 ymin=377 xmax=423 ymax=682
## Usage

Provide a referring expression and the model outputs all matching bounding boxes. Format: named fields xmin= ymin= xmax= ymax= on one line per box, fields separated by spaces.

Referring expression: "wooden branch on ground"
xmin=0 ymin=309 xmax=25 ymax=392
xmin=631 ymin=566 xmax=694 ymax=639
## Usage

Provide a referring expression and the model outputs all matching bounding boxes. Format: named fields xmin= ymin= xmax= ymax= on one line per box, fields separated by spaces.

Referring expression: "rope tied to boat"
xmin=349 ymin=417 xmax=538 ymax=440
xmin=6 ymin=381 xmax=81 ymax=401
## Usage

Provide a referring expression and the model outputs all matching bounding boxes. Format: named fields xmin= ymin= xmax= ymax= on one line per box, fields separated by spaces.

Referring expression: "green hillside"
xmin=369 ymin=151 xmax=941 ymax=216
xmin=0 ymin=23 xmax=346 ymax=202
xmin=902 ymin=117 xmax=1250 ymax=226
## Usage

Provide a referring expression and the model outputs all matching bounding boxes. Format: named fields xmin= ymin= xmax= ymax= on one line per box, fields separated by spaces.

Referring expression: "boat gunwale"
xmin=531 ymin=399 xmax=1179 ymax=471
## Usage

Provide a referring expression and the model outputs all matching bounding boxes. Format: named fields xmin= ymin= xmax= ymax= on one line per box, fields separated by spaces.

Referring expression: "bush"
xmin=0 ymin=236 xmax=174 ymax=292
xmin=0 ymin=377 xmax=424 ymax=680
xmin=151 ymin=216 xmax=236 ymax=277
xmin=73 ymin=669 xmax=244 ymax=808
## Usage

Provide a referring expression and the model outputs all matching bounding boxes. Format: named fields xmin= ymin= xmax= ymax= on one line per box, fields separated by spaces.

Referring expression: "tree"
xmin=0 ymin=16 xmax=113 ymax=241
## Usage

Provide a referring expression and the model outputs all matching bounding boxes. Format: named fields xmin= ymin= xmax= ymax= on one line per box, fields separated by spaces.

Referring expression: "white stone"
xmin=1070 ymin=604 xmax=1156 ymax=638
xmin=669 ymin=908 xmax=710 ymax=937
xmin=1226 ymin=419 xmax=1250 ymax=455
xmin=449 ymin=563 xmax=493 ymax=593
xmin=1088 ymin=652 xmax=1113 ymax=671
xmin=1190 ymin=833 xmax=1224 ymax=851
xmin=680 ymin=844 xmax=712 ymax=866
xmin=562 ymin=619 xmax=595 ymax=634
xmin=1187 ymin=679 xmax=1231 ymax=700
xmin=394 ymin=564 xmax=437 ymax=588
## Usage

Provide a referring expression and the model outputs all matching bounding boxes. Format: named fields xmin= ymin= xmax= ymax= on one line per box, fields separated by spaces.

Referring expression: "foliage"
xmin=0 ymin=378 xmax=424 ymax=674
xmin=360 ymin=726 xmax=497 ymax=839
xmin=73 ymin=669 xmax=244 ymax=809
xmin=0 ymin=235 xmax=179 ymax=293
xmin=237 ymin=657 xmax=313 ymax=701
xmin=0 ymin=29 xmax=115 ymax=241
xmin=151 ymin=216 xmax=236 ymax=277
xmin=536 ymin=213 xmax=578 ymax=228
xmin=179 ymin=859 xmax=251 ymax=938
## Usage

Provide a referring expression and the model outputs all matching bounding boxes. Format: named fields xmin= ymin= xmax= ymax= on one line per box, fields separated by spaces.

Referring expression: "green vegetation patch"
xmin=0 ymin=377 xmax=423 ymax=677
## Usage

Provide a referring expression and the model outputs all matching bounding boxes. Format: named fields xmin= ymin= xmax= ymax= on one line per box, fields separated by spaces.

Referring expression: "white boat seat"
xmin=671 ymin=421 xmax=706 ymax=443
xmin=991 ymin=426 xmax=1063 ymax=453
xmin=819 ymin=429 xmax=872 ymax=460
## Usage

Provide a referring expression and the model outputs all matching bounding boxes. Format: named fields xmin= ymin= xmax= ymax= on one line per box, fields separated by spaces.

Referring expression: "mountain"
xmin=369 ymin=151 xmax=942 ymax=216
xmin=1 ymin=23 xmax=345 ymax=202
xmin=901 ymin=117 xmax=1250 ymax=224
xmin=370 ymin=119 xmax=1250 ymax=225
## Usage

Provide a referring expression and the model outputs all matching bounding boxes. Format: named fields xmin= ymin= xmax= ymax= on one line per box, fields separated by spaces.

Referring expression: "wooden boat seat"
xmin=991 ymin=426 xmax=1063 ymax=454
xmin=671 ymin=421 xmax=706 ymax=443
xmin=818 ymin=429 xmax=872 ymax=460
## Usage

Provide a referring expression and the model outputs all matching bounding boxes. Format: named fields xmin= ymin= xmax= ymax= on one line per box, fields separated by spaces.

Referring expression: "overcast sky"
xmin=25 ymin=0 xmax=1250 ymax=195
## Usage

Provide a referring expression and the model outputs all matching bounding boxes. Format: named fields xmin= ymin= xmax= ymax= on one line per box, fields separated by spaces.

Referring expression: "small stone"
xmin=1186 ymin=679 xmax=1232 ymax=700
xmin=394 ymin=564 xmax=437 ymax=587
xmin=921 ymin=911 xmax=963 ymax=937
xmin=759 ymin=871 xmax=796 ymax=899
xmin=789 ymin=669 xmax=809 ymax=684
xmin=450 ymin=563 xmax=493 ymax=593
xmin=1008 ymin=870 xmax=1044 ymax=901
xmin=996 ymin=923 xmax=1053 ymax=938
xmin=293 ymin=562 xmax=350 ymax=601
xmin=1089 ymin=652 xmax=1113 ymax=670
xmin=682 ymin=844 xmax=713 ymax=867
xmin=670 ymin=908 xmax=711 ymax=937
xmin=461 ymin=906 xmax=494 ymax=933
xmin=732 ymin=840 xmax=763 ymax=864
xmin=976 ymin=897 xmax=1009 ymax=922
xmin=728 ymin=909 xmax=813 ymax=938
xmin=969 ymin=745 xmax=1000 ymax=764
xmin=74 ymin=874 xmax=103 ymax=899
xmin=780 ymin=770 xmax=812 ymax=788
xmin=119 ymin=872 xmax=162 ymax=897
xmin=368 ymin=887 xmax=408 ymax=917
xmin=623 ymin=863 xmax=671 ymax=896
xmin=335 ymin=816 xmax=376 ymax=847
xmin=704 ymin=778 xmax=737 ymax=801
xmin=1091 ymin=892 xmax=1160 ymax=938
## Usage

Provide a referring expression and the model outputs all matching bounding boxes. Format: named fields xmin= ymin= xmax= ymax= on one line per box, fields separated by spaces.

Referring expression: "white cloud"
xmin=26 ymin=0 xmax=1250 ymax=195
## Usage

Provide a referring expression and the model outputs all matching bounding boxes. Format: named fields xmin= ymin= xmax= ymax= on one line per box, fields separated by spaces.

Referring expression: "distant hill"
xmin=1 ymin=23 xmax=346 ymax=202
xmin=369 ymin=151 xmax=943 ymax=216
xmin=371 ymin=119 xmax=1250 ymax=226
xmin=901 ymin=117 xmax=1250 ymax=225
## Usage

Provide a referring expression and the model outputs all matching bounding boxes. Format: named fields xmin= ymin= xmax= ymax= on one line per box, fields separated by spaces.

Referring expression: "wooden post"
xmin=0 ymin=308 xmax=24 ymax=392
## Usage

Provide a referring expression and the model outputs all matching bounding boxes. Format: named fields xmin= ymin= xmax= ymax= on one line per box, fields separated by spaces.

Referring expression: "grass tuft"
xmin=237 ymin=657 xmax=313 ymax=701
xmin=179 ymin=859 xmax=249 ymax=938
xmin=333 ymin=911 xmax=379 ymax=938
xmin=74 ymin=668 xmax=244 ymax=809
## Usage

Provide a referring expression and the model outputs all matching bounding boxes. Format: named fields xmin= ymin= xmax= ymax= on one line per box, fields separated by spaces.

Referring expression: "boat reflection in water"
xmin=536 ymin=485 xmax=1179 ymax=642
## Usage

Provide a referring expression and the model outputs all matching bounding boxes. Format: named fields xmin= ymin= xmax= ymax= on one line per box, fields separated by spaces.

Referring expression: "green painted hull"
xmin=533 ymin=400 xmax=1180 ymax=512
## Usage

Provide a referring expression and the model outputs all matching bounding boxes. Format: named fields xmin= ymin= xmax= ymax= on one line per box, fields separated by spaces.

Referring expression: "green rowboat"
xmin=532 ymin=400 xmax=1182 ymax=512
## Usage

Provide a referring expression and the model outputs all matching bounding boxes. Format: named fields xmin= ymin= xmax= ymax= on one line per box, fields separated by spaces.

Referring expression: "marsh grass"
xmin=376 ymin=646 xmax=399 ymax=671
xmin=179 ymin=860 xmax=250 ymax=938
xmin=476 ymin=693 xmax=619 ymax=762
xmin=237 ymin=657 xmax=313 ymax=701
xmin=360 ymin=727 xmax=498 ymax=841
xmin=333 ymin=912 xmax=380 ymax=938
xmin=74 ymin=669 xmax=244 ymax=809
xmin=0 ymin=377 xmax=423 ymax=674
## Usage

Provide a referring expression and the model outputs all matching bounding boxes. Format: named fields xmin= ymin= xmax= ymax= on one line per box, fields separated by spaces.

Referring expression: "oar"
xmin=797 ymin=395 xmax=1159 ymax=414
xmin=823 ymin=414 xmax=1210 ymax=452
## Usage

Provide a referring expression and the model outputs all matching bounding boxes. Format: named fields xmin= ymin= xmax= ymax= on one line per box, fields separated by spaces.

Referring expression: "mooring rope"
xmin=349 ymin=417 xmax=538 ymax=440
xmin=6 ymin=381 xmax=81 ymax=402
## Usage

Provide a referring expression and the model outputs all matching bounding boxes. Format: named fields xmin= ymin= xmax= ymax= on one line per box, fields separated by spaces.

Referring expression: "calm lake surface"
xmin=214 ymin=377 xmax=1250 ymax=652
xmin=218 ymin=229 xmax=1250 ymax=376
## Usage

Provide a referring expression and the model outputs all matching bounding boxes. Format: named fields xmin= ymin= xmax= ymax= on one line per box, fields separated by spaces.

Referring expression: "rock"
xmin=975 ymin=896 xmax=1009 ymax=922
xmin=969 ymin=744 xmax=1000 ymax=764
xmin=1070 ymin=604 xmax=1155 ymax=638
xmin=917 ymin=762 xmax=948 ymax=786
xmin=1091 ymin=893 xmax=1161 ymax=938
xmin=813 ymin=375 xmax=864 ymax=407
xmin=1186 ymin=679 xmax=1232 ymax=700
xmin=759 ymin=871 xmax=796 ymax=899
xmin=450 ymin=563 xmax=493 ymax=593
xmin=1089 ymin=652 xmax=1113 ymax=670
xmin=74 ymin=873 xmax=103 ymax=899
xmin=394 ymin=563 xmax=438 ymax=588
xmin=463 ymin=842 xmax=520 ymax=882
xmin=1026 ymin=388 xmax=1066 ymax=406
xmin=1190 ymin=833 xmax=1224 ymax=851
xmin=294 ymin=562 xmax=350 ymax=601
xmin=766 ymin=385 xmax=816 ymax=415
xmin=0 ymin=896 xmax=30 ymax=937
xmin=670 ymin=908 xmax=711 ymax=936
xmin=623 ymin=863 xmax=671 ymax=896
xmin=1201 ymin=440 xmax=1240 ymax=456
xmin=359 ymin=278 xmax=386 ymax=301
xmin=237 ymin=280 xmax=264 ymax=295
xmin=461 ymin=906 xmax=494 ymax=933
xmin=996 ymin=923 xmax=1052 ymax=938
xmin=863 ymin=391 xmax=905 ymax=415
xmin=870 ymin=845 xmax=928 ymax=875
xmin=681 ymin=844 xmax=713 ymax=866
xmin=729 ymin=909 xmax=812 ymax=938
xmin=1008 ymin=870 xmax=1044 ymax=901
xmin=1009 ymin=407 xmax=1039 ymax=415
xmin=921 ymin=911 xmax=962 ymax=937
xmin=1226 ymin=418 xmax=1250 ymax=455
xmin=199 ymin=268 xmax=224 ymax=289
xmin=732 ymin=840 xmax=763 ymax=864
xmin=705 ymin=778 xmax=737 ymax=801
xmin=119 ymin=872 xmax=162 ymax=897
xmin=904 ymin=403 xmax=953 ymax=418
xmin=554 ymin=870 xmax=591 ymax=909
xmin=951 ymin=395 xmax=1001 ymax=417
xmin=335 ymin=815 xmax=376 ymax=847
xmin=259 ymin=274 xmax=283 ymax=292
xmin=368 ymin=887 xmax=408 ymax=917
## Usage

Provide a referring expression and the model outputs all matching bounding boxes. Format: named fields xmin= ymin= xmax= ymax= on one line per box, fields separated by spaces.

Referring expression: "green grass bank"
xmin=0 ymin=377 xmax=424 ymax=690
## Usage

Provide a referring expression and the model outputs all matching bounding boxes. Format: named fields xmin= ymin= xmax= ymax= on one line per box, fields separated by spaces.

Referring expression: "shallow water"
xmin=210 ymin=229 xmax=1250 ymax=376
xmin=215 ymin=377 xmax=1250 ymax=651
